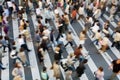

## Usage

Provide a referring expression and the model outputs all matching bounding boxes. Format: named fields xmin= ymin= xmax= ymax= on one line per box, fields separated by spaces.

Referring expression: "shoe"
xmin=27 ymin=50 xmax=31 ymax=52
xmin=2 ymin=68 xmax=6 ymax=70
xmin=72 ymin=45 xmax=75 ymax=47
xmin=3 ymin=51 xmax=7 ymax=53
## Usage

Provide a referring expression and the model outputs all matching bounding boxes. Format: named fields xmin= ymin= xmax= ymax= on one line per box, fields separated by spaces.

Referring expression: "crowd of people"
xmin=0 ymin=0 xmax=120 ymax=80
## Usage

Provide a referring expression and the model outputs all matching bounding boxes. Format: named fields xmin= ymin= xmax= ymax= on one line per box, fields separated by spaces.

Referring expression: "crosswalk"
xmin=0 ymin=1 xmax=120 ymax=80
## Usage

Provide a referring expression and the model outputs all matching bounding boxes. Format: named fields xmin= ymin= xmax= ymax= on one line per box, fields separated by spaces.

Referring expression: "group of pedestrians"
xmin=0 ymin=0 xmax=120 ymax=80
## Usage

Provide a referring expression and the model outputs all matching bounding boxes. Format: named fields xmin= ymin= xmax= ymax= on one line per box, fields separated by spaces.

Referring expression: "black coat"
xmin=76 ymin=63 xmax=85 ymax=77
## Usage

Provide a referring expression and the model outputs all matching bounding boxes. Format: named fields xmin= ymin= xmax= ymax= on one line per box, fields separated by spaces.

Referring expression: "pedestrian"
xmin=109 ymin=5 xmax=116 ymax=22
xmin=37 ymin=47 xmax=44 ymax=64
xmin=50 ymin=29 xmax=55 ymax=45
xmin=76 ymin=59 xmax=88 ymax=77
xmin=41 ymin=66 xmax=49 ymax=80
xmin=102 ymin=20 xmax=110 ymax=37
xmin=40 ymin=37 xmax=48 ymax=52
xmin=74 ymin=44 xmax=83 ymax=59
xmin=0 ymin=35 xmax=8 ymax=53
xmin=78 ymin=4 xmax=85 ymax=20
xmin=54 ymin=46 xmax=61 ymax=62
xmin=10 ymin=47 xmax=23 ymax=64
xmin=64 ymin=12 xmax=70 ymax=32
xmin=17 ymin=47 xmax=30 ymax=67
xmin=52 ymin=61 xmax=61 ymax=80
xmin=99 ymin=35 xmax=109 ymax=52
xmin=94 ymin=66 xmax=104 ymax=80
xmin=93 ymin=30 xmax=101 ymax=45
xmin=12 ymin=63 xmax=23 ymax=80
xmin=111 ymin=31 xmax=120 ymax=49
xmin=65 ymin=68 xmax=72 ymax=80
xmin=70 ymin=8 xmax=77 ymax=24
xmin=34 ymin=30 xmax=41 ymax=47
xmin=65 ymin=31 xmax=74 ymax=47
xmin=17 ymin=34 xmax=31 ymax=52
xmin=79 ymin=30 xmax=87 ymax=45
xmin=56 ymin=20 xmax=64 ymax=41
xmin=108 ymin=59 xmax=120 ymax=80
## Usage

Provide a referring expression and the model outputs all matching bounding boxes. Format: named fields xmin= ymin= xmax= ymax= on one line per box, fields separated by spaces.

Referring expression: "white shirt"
xmin=54 ymin=8 xmax=59 ymax=15
xmin=10 ymin=50 xmax=17 ymax=59
xmin=36 ymin=8 xmax=41 ymax=16
xmin=78 ymin=6 xmax=84 ymax=15
xmin=96 ymin=70 xmax=104 ymax=80
xmin=42 ymin=29 xmax=50 ymax=37
xmin=38 ymin=1 xmax=42 ymax=9
xmin=91 ymin=23 xmax=100 ymax=33
xmin=18 ymin=38 xmax=25 ymax=46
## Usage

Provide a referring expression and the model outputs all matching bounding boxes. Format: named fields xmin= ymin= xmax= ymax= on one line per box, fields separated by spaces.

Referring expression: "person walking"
xmin=76 ymin=59 xmax=88 ymax=77
xmin=108 ymin=59 xmax=120 ymax=80
xmin=70 ymin=8 xmax=77 ymax=24
xmin=12 ymin=63 xmax=23 ymax=80
xmin=111 ymin=31 xmax=120 ymax=49
xmin=41 ymin=66 xmax=49 ymax=80
xmin=52 ymin=61 xmax=61 ymax=80
xmin=65 ymin=31 xmax=74 ymax=47
xmin=79 ymin=30 xmax=87 ymax=45
xmin=17 ymin=47 xmax=30 ymax=67
xmin=94 ymin=67 xmax=104 ymax=80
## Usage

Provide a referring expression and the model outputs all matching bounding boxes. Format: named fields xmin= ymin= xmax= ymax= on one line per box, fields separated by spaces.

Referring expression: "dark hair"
xmin=98 ymin=67 xmax=103 ymax=71
xmin=18 ymin=34 xmax=22 ymax=38
xmin=0 ymin=35 xmax=3 ymax=40
xmin=43 ymin=66 xmax=47 ymax=72
xmin=78 ymin=44 xmax=82 ymax=49
xmin=82 ymin=59 xmax=88 ymax=64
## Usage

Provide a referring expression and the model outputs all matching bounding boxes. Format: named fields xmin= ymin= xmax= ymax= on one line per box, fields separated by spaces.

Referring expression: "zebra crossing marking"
xmin=26 ymin=23 xmax=41 ymax=80
xmin=12 ymin=18 xmax=25 ymax=80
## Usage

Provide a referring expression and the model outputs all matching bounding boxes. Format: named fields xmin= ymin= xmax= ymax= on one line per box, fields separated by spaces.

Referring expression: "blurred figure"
xmin=76 ymin=59 xmax=88 ymax=77
xmin=108 ymin=59 xmax=120 ymax=80
xmin=12 ymin=63 xmax=23 ymax=80
xmin=94 ymin=67 xmax=104 ymax=80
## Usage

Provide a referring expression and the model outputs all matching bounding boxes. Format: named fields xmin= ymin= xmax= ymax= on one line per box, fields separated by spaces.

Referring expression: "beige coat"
xmin=114 ymin=32 xmax=120 ymax=42
xmin=53 ymin=62 xmax=61 ymax=78
xmin=79 ymin=32 xmax=86 ymax=40
xmin=66 ymin=33 xmax=73 ymax=41
xmin=18 ymin=51 xmax=27 ymax=63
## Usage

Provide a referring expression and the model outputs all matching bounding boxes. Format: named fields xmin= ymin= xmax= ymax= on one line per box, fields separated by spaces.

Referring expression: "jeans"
xmin=65 ymin=41 xmax=73 ymax=47
xmin=93 ymin=39 xmax=99 ymax=45
xmin=13 ymin=57 xmax=24 ymax=64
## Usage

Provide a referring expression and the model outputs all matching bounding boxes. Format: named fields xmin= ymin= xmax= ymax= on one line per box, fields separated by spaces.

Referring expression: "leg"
xmin=56 ymin=33 xmax=60 ymax=41
xmin=109 ymin=73 xmax=117 ymax=80
xmin=65 ymin=42 xmax=69 ymax=47
xmin=69 ymin=41 xmax=73 ymax=46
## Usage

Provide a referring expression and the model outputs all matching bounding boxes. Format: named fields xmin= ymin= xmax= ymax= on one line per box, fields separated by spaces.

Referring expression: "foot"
xmin=27 ymin=50 xmax=31 ymax=52
xmin=3 ymin=51 xmax=7 ymax=53
xmin=2 ymin=68 xmax=6 ymax=70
